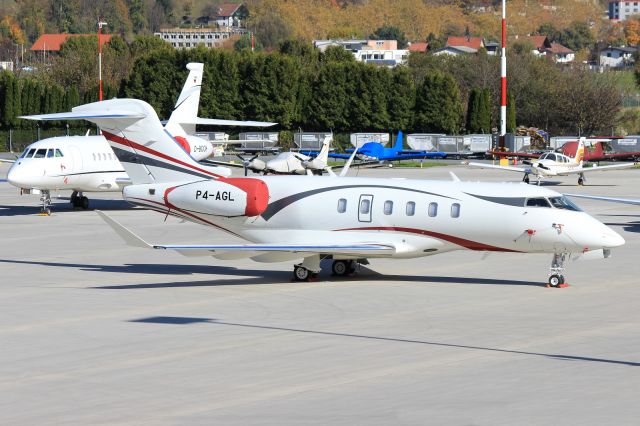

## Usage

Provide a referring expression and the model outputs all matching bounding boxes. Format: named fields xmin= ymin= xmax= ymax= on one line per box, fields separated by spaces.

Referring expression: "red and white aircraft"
xmin=469 ymin=138 xmax=635 ymax=185
xmin=6 ymin=63 xmax=274 ymax=213
xmin=24 ymin=99 xmax=625 ymax=287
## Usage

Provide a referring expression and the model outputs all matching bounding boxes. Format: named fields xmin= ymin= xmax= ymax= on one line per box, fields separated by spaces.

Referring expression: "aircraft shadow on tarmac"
xmin=600 ymin=215 xmax=640 ymax=233
xmin=129 ymin=316 xmax=639 ymax=367
xmin=0 ymin=258 xmax=544 ymax=288
xmin=0 ymin=199 xmax=136 ymax=216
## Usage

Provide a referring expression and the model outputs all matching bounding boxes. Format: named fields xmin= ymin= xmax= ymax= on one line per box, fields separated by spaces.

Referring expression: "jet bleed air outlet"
xmin=163 ymin=178 xmax=269 ymax=217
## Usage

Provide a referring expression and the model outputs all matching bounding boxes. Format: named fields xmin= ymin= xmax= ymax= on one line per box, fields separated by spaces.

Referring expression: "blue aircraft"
xmin=327 ymin=131 xmax=447 ymax=162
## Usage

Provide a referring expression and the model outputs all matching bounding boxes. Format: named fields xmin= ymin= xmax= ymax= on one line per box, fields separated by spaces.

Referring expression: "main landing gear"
xmin=292 ymin=255 xmax=361 ymax=282
xmin=39 ymin=190 xmax=51 ymax=215
xmin=70 ymin=191 xmax=89 ymax=210
xmin=547 ymin=252 xmax=569 ymax=288
xmin=577 ymin=173 xmax=586 ymax=186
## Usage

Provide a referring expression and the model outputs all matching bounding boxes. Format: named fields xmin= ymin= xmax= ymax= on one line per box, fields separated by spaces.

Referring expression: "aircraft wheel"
xmin=80 ymin=197 xmax=89 ymax=210
xmin=523 ymin=176 xmax=530 ymax=184
xmin=293 ymin=265 xmax=311 ymax=282
xmin=548 ymin=274 xmax=564 ymax=287
xmin=332 ymin=260 xmax=350 ymax=276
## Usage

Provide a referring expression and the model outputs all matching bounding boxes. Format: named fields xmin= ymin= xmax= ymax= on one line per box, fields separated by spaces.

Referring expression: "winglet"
xmin=96 ymin=210 xmax=152 ymax=249
xmin=339 ymin=144 xmax=360 ymax=177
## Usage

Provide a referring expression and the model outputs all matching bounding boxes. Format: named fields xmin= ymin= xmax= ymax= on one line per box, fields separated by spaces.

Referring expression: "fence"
xmin=2 ymin=127 xmax=97 ymax=153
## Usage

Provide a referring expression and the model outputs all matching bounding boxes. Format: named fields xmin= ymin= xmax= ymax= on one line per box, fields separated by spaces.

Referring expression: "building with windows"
xmin=609 ymin=1 xmax=640 ymax=20
xmin=313 ymin=39 xmax=408 ymax=67
xmin=600 ymin=46 xmax=638 ymax=68
xmin=154 ymin=28 xmax=246 ymax=49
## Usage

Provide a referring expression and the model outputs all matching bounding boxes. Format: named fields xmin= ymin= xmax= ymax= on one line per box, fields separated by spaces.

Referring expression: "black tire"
xmin=80 ymin=196 xmax=89 ymax=210
xmin=293 ymin=265 xmax=310 ymax=282
xmin=332 ymin=260 xmax=349 ymax=276
xmin=548 ymin=274 xmax=561 ymax=287
xmin=523 ymin=176 xmax=530 ymax=184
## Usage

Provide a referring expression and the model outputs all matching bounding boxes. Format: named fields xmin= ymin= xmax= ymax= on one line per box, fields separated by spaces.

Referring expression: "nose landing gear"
xmin=547 ymin=252 xmax=569 ymax=288
xmin=39 ymin=190 xmax=51 ymax=215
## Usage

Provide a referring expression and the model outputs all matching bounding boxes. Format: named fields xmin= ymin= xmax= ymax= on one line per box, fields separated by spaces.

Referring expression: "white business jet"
xmin=468 ymin=138 xmax=635 ymax=185
xmin=6 ymin=63 xmax=275 ymax=213
xmin=24 ymin=99 xmax=625 ymax=287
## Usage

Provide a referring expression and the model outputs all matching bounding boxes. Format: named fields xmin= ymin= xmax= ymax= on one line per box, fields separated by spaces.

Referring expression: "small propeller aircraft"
xmin=7 ymin=63 xmax=274 ymax=213
xmin=468 ymin=138 xmax=635 ymax=185
xmin=23 ymin=98 xmax=626 ymax=287
xmin=327 ymin=131 xmax=447 ymax=163
xmin=208 ymin=136 xmax=333 ymax=176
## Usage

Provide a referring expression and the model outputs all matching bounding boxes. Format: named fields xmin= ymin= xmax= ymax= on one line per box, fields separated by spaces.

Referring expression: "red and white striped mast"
xmin=500 ymin=0 xmax=507 ymax=147
xmin=98 ymin=20 xmax=108 ymax=101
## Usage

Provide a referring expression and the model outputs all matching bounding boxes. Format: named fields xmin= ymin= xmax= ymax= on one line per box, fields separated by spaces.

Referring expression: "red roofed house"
xmin=520 ymin=35 xmax=574 ymax=63
xmin=31 ymin=34 xmax=113 ymax=53
xmin=445 ymin=36 xmax=484 ymax=51
xmin=215 ymin=3 xmax=246 ymax=27
xmin=408 ymin=42 xmax=429 ymax=53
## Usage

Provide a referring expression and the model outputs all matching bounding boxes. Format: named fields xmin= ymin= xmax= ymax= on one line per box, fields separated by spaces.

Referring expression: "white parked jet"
xmin=7 ymin=63 xmax=274 ymax=213
xmin=210 ymin=136 xmax=334 ymax=176
xmin=24 ymin=99 xmax=625 ymax=287
xmin=468 ymin=138 xmax=635 ymax=185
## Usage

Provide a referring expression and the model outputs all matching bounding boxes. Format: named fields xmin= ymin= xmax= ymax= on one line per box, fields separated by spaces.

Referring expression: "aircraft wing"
xmin=328 ymin=153 xmax=354 ymax=160
xmin=565 ymin=194 xmax=640 ymax=206
xmin=389 ymin=152 xmax=448 ymax=160
xmin=560 ymin=163 xmax=636 ymax=175
xmin=20 ymin=111 xmax=146 ymax=121
xmin=201 ymin=159 xmax=245 ymax=169
xmin=96 ymin=210 xmax=396 ymax=259
xmin=466 ymin=162 xmax=530 ymax=174
xmin=488 ymin=150 xmax=541 ymax=159
xmin=191 ymin=118 xmax=277 ymax=127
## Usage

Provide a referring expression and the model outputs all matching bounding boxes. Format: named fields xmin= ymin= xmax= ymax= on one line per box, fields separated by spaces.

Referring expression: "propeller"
xmin=236 ymin=154 xmax=259 ymax=176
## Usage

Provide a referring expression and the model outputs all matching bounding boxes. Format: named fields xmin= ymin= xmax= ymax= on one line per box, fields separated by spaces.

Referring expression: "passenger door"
xmin=358 ymin=194 xmax=373 ymax=222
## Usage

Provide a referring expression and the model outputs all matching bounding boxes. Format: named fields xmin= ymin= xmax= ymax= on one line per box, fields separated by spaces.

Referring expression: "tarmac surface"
xmin=1 ymin=161 xmax=639 ymax=425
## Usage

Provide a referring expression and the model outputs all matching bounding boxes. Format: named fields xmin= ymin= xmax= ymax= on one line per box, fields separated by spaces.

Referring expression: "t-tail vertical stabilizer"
xmin=165 ymin=62 xmax=203 ymax=136
xmin=393 ymin=131 xmax=404 ymax=152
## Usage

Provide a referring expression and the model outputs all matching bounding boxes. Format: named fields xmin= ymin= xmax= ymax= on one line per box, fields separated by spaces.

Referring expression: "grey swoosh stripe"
xmin=261 ymin=185 xmax=457 ymax=221
xmin=465 ymin=193 xmax=526 ymax=207
xmin=111 ymin=146 xmax=213 ymax=180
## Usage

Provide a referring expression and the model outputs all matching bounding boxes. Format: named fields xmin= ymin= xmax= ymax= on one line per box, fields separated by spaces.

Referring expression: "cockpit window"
xmin=55 ymin=149 xmax=63 ymax=157
xmin=549 ymin=196 xmax=581 ymax=211
xmin=34 ymin=149 xmax=46 ymax=158
xmin=19 ymin=149 xmax=29 ymax=158
xmin=526 ymin=198 xmax=551 ymax=208
xmin=46 ymin=149 xmax=54 ymax=158
xmin=25 ymin=148 xmax=36 ymax=158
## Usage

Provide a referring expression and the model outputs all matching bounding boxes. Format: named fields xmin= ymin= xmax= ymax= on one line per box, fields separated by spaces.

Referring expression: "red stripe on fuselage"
xmin=102 ymin=131 xmax=222 ymax=179
xmin=335 ymin=226 xmax=520 ymax=252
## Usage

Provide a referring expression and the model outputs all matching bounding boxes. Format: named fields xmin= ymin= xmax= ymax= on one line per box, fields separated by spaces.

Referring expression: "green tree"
xmin=306 ymin=62 xmax=351 ymax=131
xmin=387 ymin=66 xmax=415 ymax=131
xmin=2 ymin=72 xmax=15 ymax=128
xmin=507 ymin=92 xmax=516 ymax=132
xmin=414 ymin=72 xmax=463 ymax=134
xmin=128 ymin=0 xmax=148 ymax=33
xmin=369 ymin=25 xmax=408 ymax=49
xmin=466 ymin=87 xmax=490 ymax=133
xmin=248 ymin=10 xmax=292 ymax=50
xmin=559 ymin=22 xmax=595 ymax=51
xmin=322 ymin=45 xmax=355 ymax=63
xmin=64 ymin=86 xmax=81 ymax=111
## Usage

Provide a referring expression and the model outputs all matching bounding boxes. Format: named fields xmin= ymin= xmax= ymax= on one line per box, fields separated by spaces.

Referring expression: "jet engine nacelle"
xmin=174 ymin=135 xmax=213 ymax=161
xmin=165 ymin=178 xmax=269 ymax=217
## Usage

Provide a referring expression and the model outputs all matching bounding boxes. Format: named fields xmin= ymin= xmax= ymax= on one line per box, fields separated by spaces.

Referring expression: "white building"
xmin=313 ymin=39 xmax=408 ymax=67
xmin=0 ymin=61 xmax=13 ymax=71
xmin=154 ymin=28 xmax=245 ymax=49
xmin=609 ymin=1 xmax=640 ymax=20
xmin=432 ymin=46 xmax=478 ymax=56
xmin=599 ymin=46 xmax=638 ymax=68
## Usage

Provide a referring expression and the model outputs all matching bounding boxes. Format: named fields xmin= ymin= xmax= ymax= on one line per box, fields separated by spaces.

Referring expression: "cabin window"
xmin=337 ymin=198 xmax=347 ymax=213
xmin=428 ymin=202 xmax=438 ymax=217
xmin=46 ymin=149 xmax=54 ymax=158
xmin=451 ymin=203 xmax=461 ymax=218
xmin=406 ymin=201 xmax=415 ymax=216
xmin=55 ymin=149 xmax=63 ymax=157
xmin=384 ymin=200 xmax=393 ymax=215
xmin=549 ymin=196 xmax=581 ymax=211
xmin=34 ymin=149 xmax=46 ymax=158
xmin=526 ymin=198 xmax=551 ymax=208
xmin=360 ymin=198 xmax=371 ymax=215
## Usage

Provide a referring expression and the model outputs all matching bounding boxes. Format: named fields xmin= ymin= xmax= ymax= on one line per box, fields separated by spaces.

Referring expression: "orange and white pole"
xmin=500 ymin=0 xmax=507 ymax=147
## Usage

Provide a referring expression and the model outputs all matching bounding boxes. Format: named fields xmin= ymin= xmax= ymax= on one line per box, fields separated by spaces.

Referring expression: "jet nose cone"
xmin=602 ymin=228 xmax=625 ymax=248
xmin=6 ymin=163 xmax=25 ymax=187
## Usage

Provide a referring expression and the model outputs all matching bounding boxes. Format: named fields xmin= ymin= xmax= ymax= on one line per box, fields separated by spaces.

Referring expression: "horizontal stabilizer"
xmin=20 ymin=111 xmax=146 ymax=121
xmin=96 ymin=210 xmax=395 ymax=259
xmin=191 ymin=118 xmax=277 ymax=127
